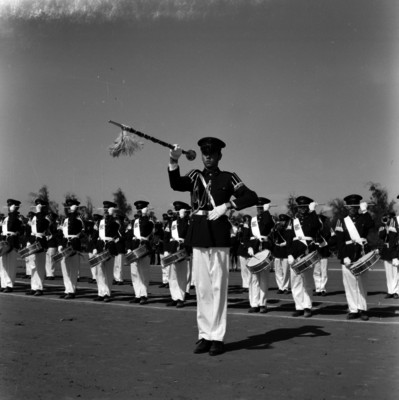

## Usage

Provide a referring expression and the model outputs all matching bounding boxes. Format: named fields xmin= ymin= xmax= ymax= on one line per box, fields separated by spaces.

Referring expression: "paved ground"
xmin=0 ymin=258 xmax=398 ymax=399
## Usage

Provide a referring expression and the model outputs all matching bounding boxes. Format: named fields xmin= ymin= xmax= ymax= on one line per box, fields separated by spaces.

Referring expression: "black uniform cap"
xmin=278 ymin=214 xmax=290 ymax=222
xmin=343 ymin=194 xmax=362 ymax=206
xmin=64 ymin=199 xmax=80 ymax=207
xmin=198 ymin=137 xmax=226 ymax=155
xmin=295 ymin=196 xmax=314 ymax=207
xmin=173 ymin=201 xmax=191 ymax=211
xmin=7 ymin=199 xmax=21 ymax=207
xmin=134 ymin=200 xmax=149 ymax=210
xmin=103 ymin=201 xmax=117 ymax=209
xmin=93 ymin=214 xmax=103 ymax=221
xmin=257 ymin=197 xmax=271 ymax=206
xmin=35 ymin=198 xmax=49 ymax=206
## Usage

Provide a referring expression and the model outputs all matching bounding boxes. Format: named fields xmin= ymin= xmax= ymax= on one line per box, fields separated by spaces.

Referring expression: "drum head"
xmin=247 ymin=250 xmax=270 ymax=267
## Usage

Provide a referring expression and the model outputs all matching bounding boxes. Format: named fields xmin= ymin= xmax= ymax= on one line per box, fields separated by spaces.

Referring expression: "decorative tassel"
xmin=108 ymin=130 xmax=144 ymax=157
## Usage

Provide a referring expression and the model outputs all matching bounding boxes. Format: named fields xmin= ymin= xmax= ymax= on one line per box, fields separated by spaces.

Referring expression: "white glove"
xmin=208 ymin=203 xmax=228 ymax=221
xmin=288 ymin=255 xmax=295 ymax=265
xmin=170 ymin=144 xmax=182 ymax=161
xmin=263 ymin=203 xmax=270 ymax=212
xmin=360 ymin=202 xmax=368 ymax=213
xmin=309 ymin=202 xmax=317 ymax=212
xmin=92 ymin=249 xmax=98 ymax=256
xmin=10 ymin=205 xmax=16 ymax=212
xmin=392 ymin=258 xmax=399 ymax=267
xmin=248 ymin=247 xmax=254 ymax=257
xmin=58 ymin=246 xmax=63 ymax=252
xmin=344 ymin=257 xmax=351 ymax=266
xmin=127 ymin=249 xmax=132 ymax=254
xmin=35 ymin=204 xmax=43 ymax=213
xmin=27 ymin=242 xmax=31 ymax=247
xmin=179 ymin=209 xmax=186 ymax=218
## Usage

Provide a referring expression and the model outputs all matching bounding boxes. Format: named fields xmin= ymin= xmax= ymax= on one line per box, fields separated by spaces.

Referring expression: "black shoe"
xmin=185 ymin=292 xmax=191 ymax=300
xmin=46 ymin=277 xmax=55 ymax=281
xmin=64 ymin=293 xmax=75 ymax=299
xmin=385 ymin=293 xmax=394 ymax=299
xmin=346 ymin=312 xmax=359 ymax=320
xmin=359 ymin=311 xmax=369 ymax=321
xmin=292 ymin=310 xmax=304 ymax=317
xmin=129 ymin=297 xmax=141 ymax=304
xmin=259 ymin=306 xmax=268 ymax=314
xmin=26 ymin=290 xmax=35 ymax=296
xmin=3 ymin=287 xmax=13 ymax=293
xmin=59 ymin=294 xmax=67 ymax=299
xmin=139 ymin=296 xmax=148 ymax=305
xmin=276 ymin=289 xmax=284 ymax=294
xmin=93 ymin=296 xmax=104 ymax=302
xmin=176 ymin=300 xmax=185 ymax=308
xmin=393 ymin=293 xmax=399 ymax=299
xmin=284 ymin=289 xmax=291 ymax=294
xmin=304 ymin=308 xmax=312 ymax=318
xmin=314 ymin=292 xmax=321 ymax=296
xmin=0 ymin=288 xmax=4 ymax=292
xmin=193 ymin=339 xmax=212 ymax=354
xmin=103 ymin=296 xmax=112 ymax=303
xmin=34 ymin=290 xmax=43 ymax=296
xmin=321 ymin=291 xmax=327 ymax=297
xmin=209 ymin=341 xmax=225 ymax=356
xmin=166 ymin=300 xmax=177 ymax=307
xmin=248 ymin=307 xmax=260 ymax=313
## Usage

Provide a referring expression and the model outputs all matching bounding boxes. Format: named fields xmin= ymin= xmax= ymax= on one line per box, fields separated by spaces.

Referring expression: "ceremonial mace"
xmin=108 ymin=120 xmax=197 ymax=161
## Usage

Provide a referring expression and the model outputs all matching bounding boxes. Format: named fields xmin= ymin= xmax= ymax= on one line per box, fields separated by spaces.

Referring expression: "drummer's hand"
xmin=170 ymin=145 xmax=182 ymax=162
xmin=92 ymin=249 xmax=98 ymax=256
xmin=288 ymin=255 xmax=295 ymax=265
xmin=248 ymin=247 xmax=254 ymax=257
xmin=58 ymin=246 xmax=63 ymax=252
xmin=127 ymin=249 xmax=132 ymax=254
xmin=309 ymin=202 xmax=317 ymax=212
xmin=208 ymin=203 xmax=228 ymax=221
xmin=360 ymin=202 xmax=368 ymax=213
xmin=344 ymin=257 xmax=351 ymax=266
xmin=392 ymin=258 xmax=399 ymax=267
xmin=26 ymin=242 xmax=31 ymax=247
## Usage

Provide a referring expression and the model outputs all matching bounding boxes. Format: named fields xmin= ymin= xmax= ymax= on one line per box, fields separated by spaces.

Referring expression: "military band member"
xmin=168 ymin=137 xmax=258 ymax=356
xmin=272 ymin=214 xmax=291 ymax=294
xmin=286 ymin=196 xmax=323 ymax=318
xmin=93 ymin=201 xmax=119 ymax=302
xmin=332 ymin=194 xmax=375 ymax=320
xmin=0 ymin=199 xmax=23 ymax=292
xmin=126 ymin=201 xmax=154 ymax=305
xmin=23 ymin=211 xmax=35 ymax=279
xmin=246 ymin=197 xmax=275 ymax=313
xmin=45 ymin=212 xmax=59 ymax=280
xmin=378 ymin=208 xmax=399 ymax=300
xmin=26 ymin=199 xmax=50 ymax=296
xmin=58 ymin=199 xmax=85 ymax=299
xmin=159 ymin=212 xmax=172 ymax=288
xmin=165 ymin=201 xmax=191 ymax=308
xmin=86 ymin=214 xmax=102 ymax=284
xmin=113 ymin=213 xmax=126 ymax=285
xmin=236 ymin=215 xmax=252 ymax=292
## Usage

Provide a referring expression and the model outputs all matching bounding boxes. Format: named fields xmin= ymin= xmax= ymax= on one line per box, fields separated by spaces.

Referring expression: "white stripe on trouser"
xmin=160 ymin=253 xmax=170 ymax=284
xmin=25 ymin=254 xmax=34 ymax=276
xmin=113 ymin=254 xmax=124 ymax=282
xmin=186 ymin=258 xmax=193 ymax=292
xmin=60 ymin=253 xmax=80 ymax=294
xmin=313 ymin=258 xmax=328 ymax=292
xmin=130 ymin=255 xmax=151 ymax=298
xmin=0 ymin=250 xmax=17 ymax=288
xmin=290 ymin=267 xmax=313 ymax=310
xmin=193 ymin=247 xmax=230 ymax=342
xmin=31 ymin=252 xmax=46 ymax=290
xmin=274 ymin=258 xmax=290 ymax=291
xmin=96 ymin=257 xmax=114 ymax=296
xmin=168 ymin=259 xmax=189 ymax=301
xmin=45 ymin=247 xmax=57 ymax=277
xmin=342 ymin=265 xmax=368 ymax=312
xmin=384 ymin=260 xmax=399 ymax=295
xmin=248 ymin=269 xmax=269 ymax=307
xmin=238 ymin=256 xmax=250 ymax=289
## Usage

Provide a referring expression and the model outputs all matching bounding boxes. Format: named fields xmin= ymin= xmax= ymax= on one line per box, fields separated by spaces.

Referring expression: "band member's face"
xmin=348 ymin=206 xmax=358 ymax=217
xmin=297 ymin=206 xmax=307 ymax=216
xmin=201 ymin=151 xmax=221 ymax=169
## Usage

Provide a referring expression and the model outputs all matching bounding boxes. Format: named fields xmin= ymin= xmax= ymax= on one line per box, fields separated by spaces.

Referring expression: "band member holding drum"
xmin=45 ymin=212 xmax=59 ymax=280
xmin=164 ymin=201 xmax=191 ymax=308
xmin=25 ymin=199 xmax=50 ymax=296
xmin=378 ymin=210 xmax=399 ymax=299
xmin=22 ymin=211 xmax=35 ymax=280
xmin=93 ymin=201 xmax=119 ymax=302
xmin=246 ymin=197 xmax=275 ymax=313
xmin=113 ymin=213 xmax=126 ymax=285
xmin=236 ymin=215 xmax=252 ymax=292
xmin=126 ymin=201 xmax=154 ymax=305
xmin=286 ymin=196 xmax=323 ymax=318
xmin=272 ymin=214 xmax=291 ymax=295
xmin=332 ymin=194 xmax=375 ymax=320
xmin=168 ymin=137 xmax=258 ymax=356
xmin=86 ymin=213 xmax=102 ymax=284
xmin=58 ymin=199 xmax=85 ymax=300
xmin=0 ymin=199 xmax=23 ymax=293
xmin=159 ymin=212 xmax=172 ymax=288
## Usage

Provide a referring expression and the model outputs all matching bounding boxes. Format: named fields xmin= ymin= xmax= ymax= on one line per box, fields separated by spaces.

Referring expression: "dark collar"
xmin=202 ymin=167 xmax=221 ymax=178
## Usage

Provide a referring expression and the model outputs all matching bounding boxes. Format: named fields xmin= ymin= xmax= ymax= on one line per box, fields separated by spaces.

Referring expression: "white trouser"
xmin=130 ymin=255 xmax=151 ymax=298
xmin=88 ymin=252 xmax=97 ymax=280
xmin=238 ymin=256 xmax=250 ymax=289
xmin=60 ymin=253 xmax=80 ymax=294
xmin=168 ymin=259 xmax=189 ymax=301
xmin=0 ymin=249 xmax=17 ymax=288
xmin=290 ymin=266 xmax=313 ymax=310
xmin=45 ymin=247 xmax=57 ymax=277
xmin=25 ymin=254 xmax=34 ymax=276
xmin=342 ymin=265 xmax=368 ymax=312
xmin=193 ymin=247 xmax=230 ymax=342
xmin=96 ymin=257 xmax=114 ymax=297
xmin=384 ymin=260 xmax=399 ymax=295
xmin=113 ymin=254 xmax=124 ymax=282
xmin=313 ymin=258 xmax=328 ymax=292
xmin=274 ymin=258 xmax=290 ymax=291
xmin=31 ymin=252 xmax=46 ymax=290
xmin=248 ymin=269 xmax=269 ymax=307
xmin=161 ymin=253 xmax=170 ymax=284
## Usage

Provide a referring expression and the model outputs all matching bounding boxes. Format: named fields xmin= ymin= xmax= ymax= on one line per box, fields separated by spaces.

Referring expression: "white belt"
xmin=345 ymin=238 xmax=367 ymax=245
xmin=171 ymin=239 xmax=185 ymax=244
xmin=193 ymin=210 xmax=209 ymax=216
xmin=66 ymin=235 xmax=79 ymax=239
xmin=5 ymin=232 xmax=17 ymax=236
xmin=275 ymin=242 xmax=287 ymax=247
xmin=250 ymin=236 xmax=268 ymax=241
xmin=35 ymin=233 xmax=45 ymax=238
xmin=293 ymin=236 xmax=313 ymax=241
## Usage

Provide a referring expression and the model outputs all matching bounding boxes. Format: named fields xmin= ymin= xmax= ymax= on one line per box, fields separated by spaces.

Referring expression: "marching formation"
xmin=1 ymin=136 xmax=398 ymax=357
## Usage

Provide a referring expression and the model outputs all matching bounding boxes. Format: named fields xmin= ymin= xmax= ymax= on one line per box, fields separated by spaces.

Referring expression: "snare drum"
xmin=52 ymin=247 xmax=75 ymax=264
xmin=0 ymin=241 xmax=10 ymax=256
xmin=291 ymin=251 xmax=321 ymax=275
xmin=18 ymin=242 xmax=43 ymax=258
xmin=125 ymin=245 xmax=150 ymax=264
xmin=246 ymin=250 xmax=274 ymax=274
xmin=349 ymin=250 xmax=380 ymax=276
xmin=161 ymin=249 xmax=188 ymax=268
xmin=89 ymin=250 xmax=111 ymax=268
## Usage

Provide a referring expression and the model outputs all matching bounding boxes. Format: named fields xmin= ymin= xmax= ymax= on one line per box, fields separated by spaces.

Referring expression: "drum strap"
xmin=171 ymin=220 xmax=184 ymax=242
xmin=292 ymin=218 xmax=308 ymax=246
xmin=344 ymin=216 xmax=364 ymax=245
xmin=133 ymin=219 xmax=151 ymax=241
xmin=1 ymin=217 xmax=12 ymax=235
xmin=250 ymin=216 xmax=267 ymax=241
xmin=198 ymin=173 xmax=216 ymax=208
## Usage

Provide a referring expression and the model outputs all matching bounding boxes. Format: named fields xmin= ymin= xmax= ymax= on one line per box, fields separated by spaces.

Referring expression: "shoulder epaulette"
xmin=185 ymin=169 xmax=202 ymax=182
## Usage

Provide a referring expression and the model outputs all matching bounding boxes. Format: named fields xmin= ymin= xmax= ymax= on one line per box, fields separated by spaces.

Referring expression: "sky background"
xmin=0 ymin=0 xmax=398 ymax=217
